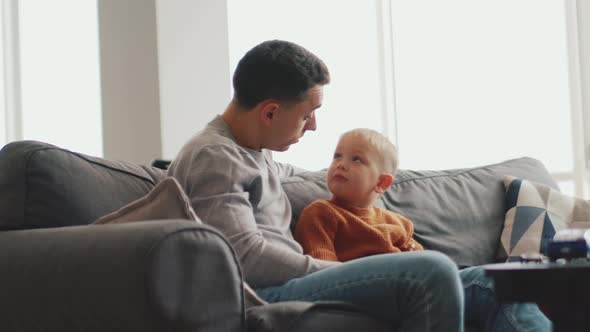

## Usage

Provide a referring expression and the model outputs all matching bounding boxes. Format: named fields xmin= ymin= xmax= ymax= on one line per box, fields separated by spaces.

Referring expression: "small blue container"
xmin=545 ymin=229 xmax=590 ymax=261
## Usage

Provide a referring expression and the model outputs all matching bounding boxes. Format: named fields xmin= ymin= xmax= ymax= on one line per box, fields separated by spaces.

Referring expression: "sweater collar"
xmin=210 ymin=115 xmax=264 ymax=155
xmin=328 ymin=198 xmax=375 ymax=219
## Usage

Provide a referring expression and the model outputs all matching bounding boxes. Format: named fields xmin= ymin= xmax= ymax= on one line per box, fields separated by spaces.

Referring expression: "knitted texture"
xmin=294 ymin=199 xmax=423 ymax=262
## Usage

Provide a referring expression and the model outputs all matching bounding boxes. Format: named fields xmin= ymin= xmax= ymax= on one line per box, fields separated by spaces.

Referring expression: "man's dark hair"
xmin=232 ymin=40 xmax=330 ymax=109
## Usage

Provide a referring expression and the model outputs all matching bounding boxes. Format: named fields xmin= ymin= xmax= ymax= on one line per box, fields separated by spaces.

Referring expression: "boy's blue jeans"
xmin=256 ymin=251 xmax=551 ymax=332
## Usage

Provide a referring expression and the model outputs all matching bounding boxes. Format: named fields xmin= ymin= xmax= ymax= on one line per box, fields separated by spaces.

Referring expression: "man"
xmin=168 ymin=40 xmax=550 ymax=332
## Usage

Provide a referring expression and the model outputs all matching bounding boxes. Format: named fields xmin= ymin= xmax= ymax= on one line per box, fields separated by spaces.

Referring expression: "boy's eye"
xmin=333 ymin=153 xmax=342 ymax=159
xmin=353 ymin=156 xmax=363 ymax=163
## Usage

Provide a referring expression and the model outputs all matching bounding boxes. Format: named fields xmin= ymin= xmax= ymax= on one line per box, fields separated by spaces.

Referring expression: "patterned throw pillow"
xmin=498 ymin=176 xmax=590 ymax=261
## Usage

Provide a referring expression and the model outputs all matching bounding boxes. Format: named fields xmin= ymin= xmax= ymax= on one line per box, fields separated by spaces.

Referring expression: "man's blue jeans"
xmin=256 ymin=251 xmax=551 ymax=332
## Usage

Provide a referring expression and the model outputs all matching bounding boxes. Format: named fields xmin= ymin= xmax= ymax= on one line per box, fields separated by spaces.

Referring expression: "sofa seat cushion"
xmin=0 ymin=140 xmax=166 ymax=230
xmin=283 ymin=157 xmax=558 ymax=267
xmin=247 ymin=301 xmax=390 ymax=332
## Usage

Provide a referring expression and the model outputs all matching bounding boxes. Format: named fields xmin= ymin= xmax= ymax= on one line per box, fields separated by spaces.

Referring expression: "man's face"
xmin=267 ymin=85 xmax=323 ymax=151
xmin=327 ymin=134 xmax=383 ymax=208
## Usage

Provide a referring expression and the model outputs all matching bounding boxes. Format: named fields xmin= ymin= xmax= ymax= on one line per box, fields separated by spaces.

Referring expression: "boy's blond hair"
xmin=341 ymin=128 xmax=398 ymax=175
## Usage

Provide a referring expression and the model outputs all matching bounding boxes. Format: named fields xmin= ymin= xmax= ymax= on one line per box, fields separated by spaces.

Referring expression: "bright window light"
xmin=228 ymin=0 xmax=573 ymax=178
xmin=227 ymin=0 xmax=384 ymax=171
xmin=390 ymin=0 xmax=572 ymax=173
xmin=19 ymin=0 xmax=102 ymax=156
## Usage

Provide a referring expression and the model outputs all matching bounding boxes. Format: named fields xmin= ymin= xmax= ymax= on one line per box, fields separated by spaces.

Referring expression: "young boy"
xmin=295 ymin=128 xmax=423 ymax=262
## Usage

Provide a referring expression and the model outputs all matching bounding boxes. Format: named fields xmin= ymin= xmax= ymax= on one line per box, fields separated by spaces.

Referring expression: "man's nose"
xmin=305 ymin=113 xmax=317 ymax=131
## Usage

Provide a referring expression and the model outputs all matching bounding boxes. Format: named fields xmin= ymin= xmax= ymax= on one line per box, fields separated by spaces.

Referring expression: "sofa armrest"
xmin=0 ymin=219 xmax=245 ymax=332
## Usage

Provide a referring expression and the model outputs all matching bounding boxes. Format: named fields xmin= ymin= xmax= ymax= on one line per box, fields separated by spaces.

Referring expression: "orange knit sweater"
xmin=294 ymin=199 xmax=423 ymax=262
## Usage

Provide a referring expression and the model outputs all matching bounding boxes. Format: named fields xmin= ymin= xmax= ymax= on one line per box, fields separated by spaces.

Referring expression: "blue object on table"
xmin=545 ymin=228 xmax=590 ymax=261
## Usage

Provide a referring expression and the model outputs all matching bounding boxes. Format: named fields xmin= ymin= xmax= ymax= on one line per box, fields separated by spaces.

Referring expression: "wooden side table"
xmin=484 ymin=261 xmax=590 ymax=332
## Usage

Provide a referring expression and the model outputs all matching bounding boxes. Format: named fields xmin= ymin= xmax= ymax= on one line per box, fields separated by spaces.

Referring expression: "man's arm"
xmin=169 ymin=146 xmax=337 ymax=288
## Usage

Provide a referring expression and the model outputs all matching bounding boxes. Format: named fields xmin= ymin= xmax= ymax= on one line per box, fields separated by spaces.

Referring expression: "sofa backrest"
xmin=281 ymin=157 xmax=558 ymax=267
xmin=0 ymin=141 xmax=166 ymax=230
xmin=0 ymin=140 xmax=559 ymax=267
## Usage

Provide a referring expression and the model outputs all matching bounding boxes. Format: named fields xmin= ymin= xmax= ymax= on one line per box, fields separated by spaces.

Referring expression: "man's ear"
xmin=259 ymin=100 xmax=280 ymax=126
xmin=375 ymin=174 xmax=394 ymax=194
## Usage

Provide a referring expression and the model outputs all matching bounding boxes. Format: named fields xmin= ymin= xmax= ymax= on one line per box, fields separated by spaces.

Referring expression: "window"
xmin=18 ymin=0 xmax=102 ymax=156
xmin=227 ymin=1 xmax=582 ymax=196
xmin=389 ymin=0 xmax=579 ymax=195
xmin=390 ymin=0 xmax=572 ymax=172
xmin=227 ymin=0 xmax=386 ymax=171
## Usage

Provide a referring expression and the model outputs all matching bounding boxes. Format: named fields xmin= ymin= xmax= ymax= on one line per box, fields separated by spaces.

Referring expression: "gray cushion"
xmin=281 ymin=170 xmax=330 ymax=231
xmin=0 ymin=140 xmax=166 ymax=230
xmin=94 ymin=177 xmax=200 ymax=225
xmin=282 ymin=157 xmax=558 ymax=267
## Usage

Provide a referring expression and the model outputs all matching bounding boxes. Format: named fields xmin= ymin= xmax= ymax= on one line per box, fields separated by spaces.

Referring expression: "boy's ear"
xmin=259 ymin=100 xmax=280 ymax=126
xmin=375 ymin=174 xmax=394 ymax=194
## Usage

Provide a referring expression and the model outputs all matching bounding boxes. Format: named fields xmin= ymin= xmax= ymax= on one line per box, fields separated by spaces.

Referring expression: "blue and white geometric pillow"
xmin=498 ymin=176 xmax=590 ymax=261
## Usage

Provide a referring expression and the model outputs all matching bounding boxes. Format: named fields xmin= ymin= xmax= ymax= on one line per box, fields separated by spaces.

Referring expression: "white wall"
xmin=156 ymin=0 xmax=232 ymax=160
xmin=98 ymin=0 xmax=162 ymax=165
xmin=579 ymin=0 xmax=590 ymax=160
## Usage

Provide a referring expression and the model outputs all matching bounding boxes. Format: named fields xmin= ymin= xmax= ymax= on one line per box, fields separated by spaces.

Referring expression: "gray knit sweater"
xmin=167 ymin=116 xmax=337 ymax=288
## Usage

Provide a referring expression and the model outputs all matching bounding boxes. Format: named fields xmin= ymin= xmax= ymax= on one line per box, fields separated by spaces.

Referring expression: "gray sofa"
xmin=0 ymin=140 xmax=558 ymax=331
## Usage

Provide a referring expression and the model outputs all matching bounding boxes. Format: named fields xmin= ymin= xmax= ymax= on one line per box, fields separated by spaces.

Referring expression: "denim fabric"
xmin=257 ymin=251 xmax=464 ymax=332
xmin=460 ymin=266 xmax=552 ymax=332
xmin=256 ymin=251 xmax=552 ymax=332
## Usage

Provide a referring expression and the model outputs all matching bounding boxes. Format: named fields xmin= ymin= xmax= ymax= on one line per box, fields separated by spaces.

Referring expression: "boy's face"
xmin=327 ymin=134 xmax=387 ymax=208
